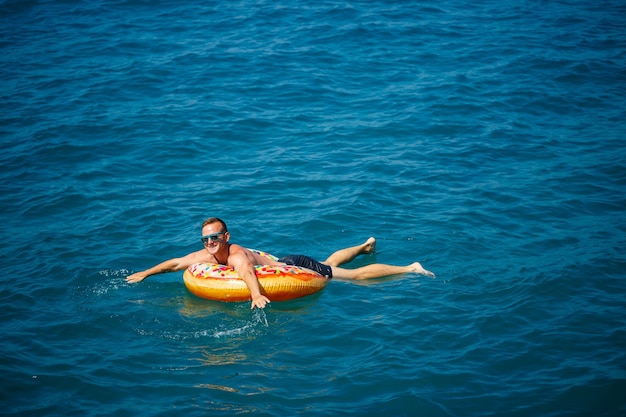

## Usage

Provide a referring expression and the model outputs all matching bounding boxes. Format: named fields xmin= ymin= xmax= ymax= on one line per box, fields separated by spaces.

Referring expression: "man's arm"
xmin=228 ymin=251 xmax=271 ymax=309
xmin=126 ymin=250 xmax=206 ymax=283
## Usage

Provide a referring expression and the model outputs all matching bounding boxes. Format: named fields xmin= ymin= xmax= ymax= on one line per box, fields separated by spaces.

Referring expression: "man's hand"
xmin=251 ymin=294 xmax=271 ymax=309
xmin=126 ymin=272 xmax=147 ymax=283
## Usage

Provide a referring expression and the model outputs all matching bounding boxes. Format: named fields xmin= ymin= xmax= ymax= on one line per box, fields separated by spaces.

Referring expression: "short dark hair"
xmin=201 ymin=217 xmax=228 ymax=232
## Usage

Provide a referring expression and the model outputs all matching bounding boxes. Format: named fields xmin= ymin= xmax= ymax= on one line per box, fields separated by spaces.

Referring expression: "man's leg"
xmin=330 ymin=262 xmax=435 ymax=280
xmin=323 ymin=237 xmax=377 ymax=267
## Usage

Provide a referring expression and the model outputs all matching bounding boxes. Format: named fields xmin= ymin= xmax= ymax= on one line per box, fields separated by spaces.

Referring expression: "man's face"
xmin=201 ymin=222 xmax=229 ymax=254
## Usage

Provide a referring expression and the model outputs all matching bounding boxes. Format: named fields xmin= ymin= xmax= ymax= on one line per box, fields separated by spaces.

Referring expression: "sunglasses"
xmin=201 ymin=232 xmax=226 ymax=244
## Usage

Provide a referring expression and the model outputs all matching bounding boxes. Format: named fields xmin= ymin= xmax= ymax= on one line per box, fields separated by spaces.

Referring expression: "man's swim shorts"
xmin=278 ymin=255 xmax=333 ymax=278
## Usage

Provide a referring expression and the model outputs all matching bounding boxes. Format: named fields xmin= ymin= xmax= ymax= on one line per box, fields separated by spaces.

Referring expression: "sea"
xmin=1 ymin=0 xmax=625 ymax=415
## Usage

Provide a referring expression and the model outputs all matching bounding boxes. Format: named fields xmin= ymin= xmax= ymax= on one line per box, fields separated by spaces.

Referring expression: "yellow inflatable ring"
xmin=183 ymin=250 xmax=330 ymax=302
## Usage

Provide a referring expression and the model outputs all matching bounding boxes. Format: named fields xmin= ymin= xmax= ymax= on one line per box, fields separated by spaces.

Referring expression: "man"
xmin=126 ymin=217 xmax=435 ymax=309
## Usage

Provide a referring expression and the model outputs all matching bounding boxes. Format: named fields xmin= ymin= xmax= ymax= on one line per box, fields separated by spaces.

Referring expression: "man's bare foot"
xmin=410 ymin=262 xmax=435 ymax=278
xmin=363 ymin=237 xmax=376 ymax=254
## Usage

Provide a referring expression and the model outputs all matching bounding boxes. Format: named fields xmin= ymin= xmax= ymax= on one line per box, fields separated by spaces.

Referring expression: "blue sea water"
xmin=1 ymin=0 xmax=625 ymax=415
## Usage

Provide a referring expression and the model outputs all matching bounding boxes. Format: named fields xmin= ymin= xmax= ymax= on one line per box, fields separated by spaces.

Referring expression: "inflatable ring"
xmin=183 ymin=250 xmax=330 ymax=302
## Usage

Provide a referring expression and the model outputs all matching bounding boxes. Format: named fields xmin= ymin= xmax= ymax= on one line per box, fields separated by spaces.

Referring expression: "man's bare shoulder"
xmin=184 ymin=248 xmax=216 ymax=263
xmin=228 ymin=244 xmax=250 ymax=254
xmin=227 ymin=244 xmax=278 ymax=266
xmin=226 ymin=244 xmax=259 ymax=263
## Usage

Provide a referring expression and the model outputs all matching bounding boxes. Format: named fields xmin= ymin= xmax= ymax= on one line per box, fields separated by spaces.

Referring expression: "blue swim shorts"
xmin=278 ymin=255 xmax=333 ymax=278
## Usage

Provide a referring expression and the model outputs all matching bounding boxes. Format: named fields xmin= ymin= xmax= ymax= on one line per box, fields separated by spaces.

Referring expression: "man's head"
xmin=201 ymin=217 xmax=230 ymax=254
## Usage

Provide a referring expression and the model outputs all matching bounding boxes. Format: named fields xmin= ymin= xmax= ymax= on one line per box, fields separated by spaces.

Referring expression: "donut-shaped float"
xmin=183 ymin=250 xmax=330 ymax=302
